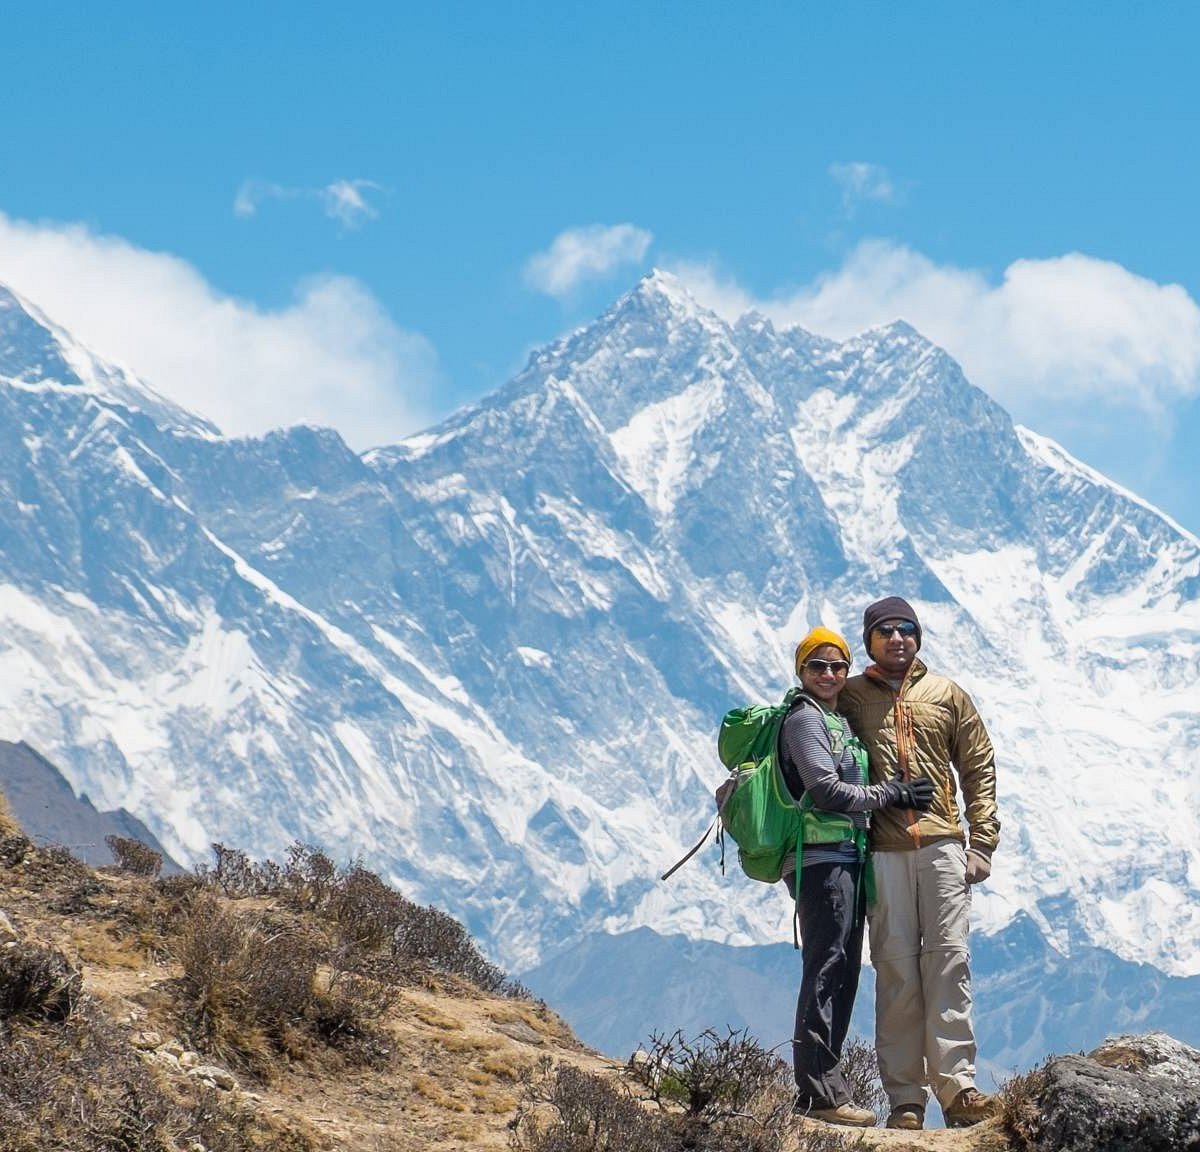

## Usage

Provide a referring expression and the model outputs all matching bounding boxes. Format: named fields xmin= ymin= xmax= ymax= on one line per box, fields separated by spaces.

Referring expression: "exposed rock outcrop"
xmin=1037 ymin=1032 xmax=1200 ymax=1151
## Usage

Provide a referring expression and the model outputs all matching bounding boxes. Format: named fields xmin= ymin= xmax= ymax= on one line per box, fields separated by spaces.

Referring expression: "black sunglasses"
xmin=802 ymin=659 xmax=850 ymax=675
xmin=874 ymin=621 xmax=918 ymax=638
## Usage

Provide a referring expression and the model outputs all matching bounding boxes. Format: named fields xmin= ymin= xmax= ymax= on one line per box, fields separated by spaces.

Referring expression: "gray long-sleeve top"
xmin=778 ymin=697 xmax=897 ymax=865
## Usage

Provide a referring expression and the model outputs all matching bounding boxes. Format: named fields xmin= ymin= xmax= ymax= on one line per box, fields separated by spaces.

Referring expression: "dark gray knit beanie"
xmin=862 ymin=596 xmax=922 ymax=651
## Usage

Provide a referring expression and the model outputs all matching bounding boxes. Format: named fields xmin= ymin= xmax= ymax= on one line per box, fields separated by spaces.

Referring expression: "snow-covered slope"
xmin=2 ymin=273 xmax=1199 ymax=1050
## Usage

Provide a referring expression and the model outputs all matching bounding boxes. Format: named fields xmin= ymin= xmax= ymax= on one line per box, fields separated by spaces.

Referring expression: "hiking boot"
xmin=806 ymin=1102 xmax=877 ymax=1127
xmin=944 ymin=1087 xmax=997 ymax=1128
xmin=885 ymin=1104 xmax=925 ymax=1130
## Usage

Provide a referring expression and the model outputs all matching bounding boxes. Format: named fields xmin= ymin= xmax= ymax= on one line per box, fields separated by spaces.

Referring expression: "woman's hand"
xmin=884 ymin=775 xmax=934 ymax=810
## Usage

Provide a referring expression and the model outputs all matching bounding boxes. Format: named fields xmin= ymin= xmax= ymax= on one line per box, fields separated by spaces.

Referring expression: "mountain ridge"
xmin=1 ymin=273 xmax=1198 ymax=1061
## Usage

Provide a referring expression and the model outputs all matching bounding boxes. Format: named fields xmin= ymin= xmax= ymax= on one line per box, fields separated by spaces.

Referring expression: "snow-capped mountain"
xmin=2 ymin=273 xmax=1198 ymax=1068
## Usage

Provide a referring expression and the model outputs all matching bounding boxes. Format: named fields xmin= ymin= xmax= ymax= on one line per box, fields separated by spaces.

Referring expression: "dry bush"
xmin=171 ymin=886 xmax=407 ymax=1076
xmin=997 ymin=1060 xmax=1049 ymax=1151
xmin=0 ymin=1004 xmax=318 ymax=1152
xmin=394 ymin=898 xmax=527 ymax=997
xmin=103 ymin=871 xmax=208 ymax=965
xmin=512 ymin=1059 xmax=674 ymax=1152
xmin=105 ymin=834 xmax=163 ymax=877
xmin=512 ymin=1029 xmax=802 ymax=1152
xmin=197 ymin=840 xmax=531 ymax=1000
xmin=0 ymin=943 xmax=82 ymax=1023
xmin=206 ymin=842 xmax=281 ymax=898
xmin=16 ymin=843 xmax=106 ymax=913
xmin=179 ymin=1085 xmax=318 ymax=1152
xmin=311 ymin=966 xmax=398 ymax=1067
xmin=174 ymin=895 xmax=320 ymax=1076
xmin=630 ymin=1027 xmax=789 ymax=1118
xmin=0 ymin=1007 xmax=180 ymax=1150
xmin=0 ymin=833 xmax=29 ymax=867
xmin=280 ymin=841 xmax=337 ymax=909
xmin=327 ymin=862 xmax=410 ymax=948
xmin=838 ymin=1036 xmax=886 ymax=1121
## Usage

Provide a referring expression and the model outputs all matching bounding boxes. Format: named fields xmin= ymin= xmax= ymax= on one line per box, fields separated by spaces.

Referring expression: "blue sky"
xmin=3 ymin=2 xmax=1199 ymax=534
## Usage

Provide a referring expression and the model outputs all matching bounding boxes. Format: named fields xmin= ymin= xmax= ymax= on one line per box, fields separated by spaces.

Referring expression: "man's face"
xmin=868 ymin=619 xmax=919 ymax=676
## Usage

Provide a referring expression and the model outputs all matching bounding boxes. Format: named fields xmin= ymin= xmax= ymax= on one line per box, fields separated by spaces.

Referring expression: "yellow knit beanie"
xmin=794 ymin=626 xmax=852 ymax=675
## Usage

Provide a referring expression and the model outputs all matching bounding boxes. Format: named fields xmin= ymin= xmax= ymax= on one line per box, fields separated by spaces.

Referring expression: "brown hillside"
xmin=0 ymin=826 xmax=1009 ymax=1152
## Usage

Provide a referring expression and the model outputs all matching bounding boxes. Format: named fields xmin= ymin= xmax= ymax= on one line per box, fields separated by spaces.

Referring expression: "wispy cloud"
xmin=319 ymin=180 xmax=381 ymax=228
xmin=234 ymin=178 xmax=383 ymax=229
xmin=525 ymin=223 xmax=653 ymax=298
xmin=828 ymin=162 xmax=896 ymax=213
xmin=0 ymin=213 xmax=437 ymax=450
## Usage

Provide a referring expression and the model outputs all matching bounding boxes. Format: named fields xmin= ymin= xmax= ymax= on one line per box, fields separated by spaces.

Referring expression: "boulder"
xmin=1037 ymin=1032 xmax=1200 ymax=1151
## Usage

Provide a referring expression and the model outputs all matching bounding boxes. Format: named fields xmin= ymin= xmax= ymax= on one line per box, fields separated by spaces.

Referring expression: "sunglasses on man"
xmin=874 ymin=621 xmax=918 ymax=638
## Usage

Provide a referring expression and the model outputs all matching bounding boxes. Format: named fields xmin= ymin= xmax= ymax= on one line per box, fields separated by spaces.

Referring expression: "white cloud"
xmin=319 ymin=180 xmax=382 ymax=229
xmin=0 ymin=213 xmax=438 ymax=450
xmin=234 ymin=178 xmax=383 ymax=229
xmin=829 ymin=162 xmax=896 ymax=212
xmin=525 ymin=223 xmax=653 ymax=298
xmin=673 ymin=241 xmax=1200 ymax=415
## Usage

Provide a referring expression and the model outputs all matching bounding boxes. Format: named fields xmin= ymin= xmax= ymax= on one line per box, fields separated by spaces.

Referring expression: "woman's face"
xmin=799 ymin=643 xmax=850 ymax=705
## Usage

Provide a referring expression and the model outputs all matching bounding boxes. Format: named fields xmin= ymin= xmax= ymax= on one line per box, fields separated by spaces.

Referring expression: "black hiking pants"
xmin=788 ymin=859 xmax=866 ymax=1108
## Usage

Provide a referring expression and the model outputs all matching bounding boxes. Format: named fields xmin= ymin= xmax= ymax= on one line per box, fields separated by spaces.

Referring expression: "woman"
xmin=780 ymin=626 xmax=932 ymax=1128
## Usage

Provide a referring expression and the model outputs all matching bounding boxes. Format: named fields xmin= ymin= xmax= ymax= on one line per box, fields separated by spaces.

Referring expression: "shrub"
xmin=0 ymin=833 xmax=29 ymax=867
xmin=997 ymin=1060 xmax=1049 ymax=1151
xmin=207 ymin=842 xmax=280 ymax=898
xmin=325 ymin=862 xmax=409 ymax=949
xmin=0 ymin=944 xmax=82 ymax=1023
xmin=174 ymin=895 xmax=320 ymax=1075
xmin=511 ymin=1059 xmax=674 ymax=1152
xmin=194 ymin=841 xmax=529 ymax=1001
xmin=393 ymin=898 xmax=527 ymax=996
xmin=0 ymin=1007 xmax=180 ymax=1150
xmin=837 ymin=1036 xmax=886 ymax=1120
xmin=629 ymin=1027 xmax=789 ymax=1118
xmin=280 ymin=842 xmax=337 ymax=910
xmin=105 ymin=834 xmax=163 ymax=877
xmin=514 ymin=1044 xmax=810 ymax=1152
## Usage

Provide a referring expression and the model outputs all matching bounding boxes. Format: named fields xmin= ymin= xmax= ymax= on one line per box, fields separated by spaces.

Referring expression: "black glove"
xmin=885 ymin=776 xmax=934 ymax=811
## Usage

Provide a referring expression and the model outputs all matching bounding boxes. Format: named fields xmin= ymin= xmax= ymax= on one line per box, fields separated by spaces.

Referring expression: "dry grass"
xmin=996 ymin=1061 xmax=1049 ymax=1151
xmin=0 ymin=791 xmax=22 ymax=838
xmin=410 ymin=1000 xmax=466 ymax=1031
xmin=0 ymin=822 xmax=565 ymax=1152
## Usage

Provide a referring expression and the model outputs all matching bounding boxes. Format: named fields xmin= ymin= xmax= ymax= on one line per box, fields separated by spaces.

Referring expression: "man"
xmin=838 ymin=597 xmax=1000 ymax=1131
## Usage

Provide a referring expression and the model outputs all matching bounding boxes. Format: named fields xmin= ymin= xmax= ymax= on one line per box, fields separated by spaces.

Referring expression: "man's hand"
xmin=885 ymin=776 xmax=935 ymax=811
xmin=966 ymin=849 xmax=992 ymax=885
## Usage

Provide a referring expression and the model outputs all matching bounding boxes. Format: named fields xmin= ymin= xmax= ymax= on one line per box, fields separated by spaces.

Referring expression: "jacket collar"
xmin=865 ymin=655 xmax=927 ymax=693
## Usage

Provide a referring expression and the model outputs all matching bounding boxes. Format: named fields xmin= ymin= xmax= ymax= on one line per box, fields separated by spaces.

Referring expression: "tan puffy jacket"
xmin=839 ymin=658 xmax=1000 ymax=855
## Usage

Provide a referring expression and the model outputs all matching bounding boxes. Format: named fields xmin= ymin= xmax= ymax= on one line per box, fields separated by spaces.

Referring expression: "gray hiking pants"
xmin=868 ymin=840 xmax=977 ymax=1111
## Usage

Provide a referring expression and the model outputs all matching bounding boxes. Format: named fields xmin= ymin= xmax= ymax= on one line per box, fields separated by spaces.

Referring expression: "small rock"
xmin=131 ymin=1031 xmax=163 ymax=1051
xmin=496 ymin=1020 xmax=545 ymax=1046
xmin=0 ymin=910 xmax=18 ymax=943
xmin=190 ymin=1065 xmax=237 ymax=1091
xmin=161 ymin=1039 xmax=184 ymax=1058
xmin=178 ymin=1050 xmax=200 ymax=1069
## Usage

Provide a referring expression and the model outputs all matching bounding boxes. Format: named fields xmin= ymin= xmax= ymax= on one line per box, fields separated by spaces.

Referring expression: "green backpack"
xmin=661 ymin=688 xmax=868 ymax=921
xmin=716 ymin=688 xmax=865 ymax=885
